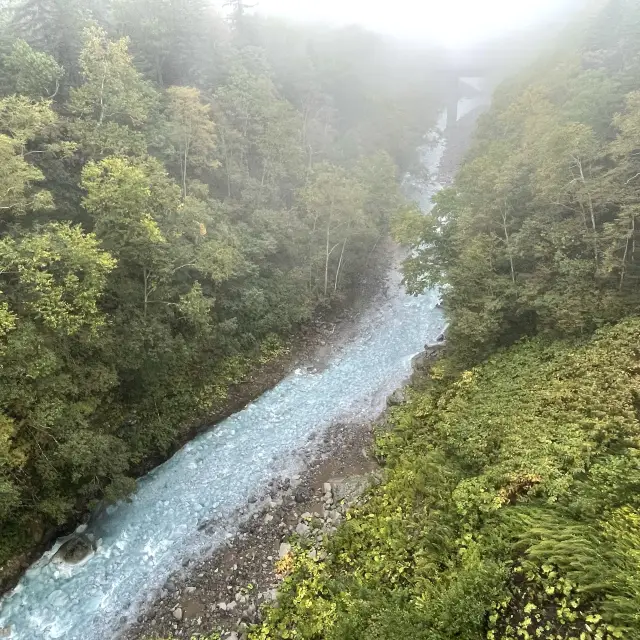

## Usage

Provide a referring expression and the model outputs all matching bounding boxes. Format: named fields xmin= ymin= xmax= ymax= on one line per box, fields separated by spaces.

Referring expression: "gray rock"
xmin=331 ymin=475 xmax=373 ymax=503
xmin=278 ymin=542 xmax=291 ymax=558
xmin=185 ymin=586 xmax=196 ymax=595
xmin=386 ymin=389 xmax=405 ymax=407
xmin=295 ymin=522 xmax=310 ymax=536
xmin=218 ymin=602 xmax=227 ymax=611
xmin=424 ymin=344 xmax=446 ymax=359
xmin=411 ymin=352 xmax=428 ymax=372
xmin=52 ymin=534 xmax=96 ymax=565
xmin=242 ymin=603 xmax=257 ymax=623
xmin=172 ymin=608 xmax=183 ymax=621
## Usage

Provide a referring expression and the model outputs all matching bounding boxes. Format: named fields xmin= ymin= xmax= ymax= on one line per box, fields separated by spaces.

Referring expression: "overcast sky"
xmin=239 ymin=0 xmax=580 ymax=49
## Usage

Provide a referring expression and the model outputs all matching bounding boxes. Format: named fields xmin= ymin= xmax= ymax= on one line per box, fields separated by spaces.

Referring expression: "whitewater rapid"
xmin=0 ymin=118 xmax=451 ymax=640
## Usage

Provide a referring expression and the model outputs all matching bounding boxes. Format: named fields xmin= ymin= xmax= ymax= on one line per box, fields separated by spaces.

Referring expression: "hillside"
xmin=0 ymin=0 xmax=445 ymax=589
xmin=249 ymin=2 xmax=640 ymax=639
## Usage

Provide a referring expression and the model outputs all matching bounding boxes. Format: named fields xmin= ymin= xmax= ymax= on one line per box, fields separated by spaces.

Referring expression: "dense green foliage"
xmin=252 ymin=3 xmax=640 ymax=639
xmin=255 ymin=319 xmax=640 ymax=640
xmin=0 ymin=0 xmax=443 ymax=569
xmin=395 ymin=0 xmax=640 ymax=363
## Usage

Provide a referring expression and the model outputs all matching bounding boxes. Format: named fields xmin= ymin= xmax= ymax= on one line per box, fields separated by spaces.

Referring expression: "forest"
xmin=0 ymin=0 xmax=445 ymax=577
xmin=395 ymin=0 xmax=640 ymax=363
xmin=252 ymin=1 xmax=640 ymax=639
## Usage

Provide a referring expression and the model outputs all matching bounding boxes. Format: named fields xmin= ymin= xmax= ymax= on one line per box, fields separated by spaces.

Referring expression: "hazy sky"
xmin=246 ymin=0 xmax=579 ymax=48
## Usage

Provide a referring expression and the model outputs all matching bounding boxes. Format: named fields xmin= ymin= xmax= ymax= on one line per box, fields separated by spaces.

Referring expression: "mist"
xmin=245 ymin=0 xmax=585 ymax=49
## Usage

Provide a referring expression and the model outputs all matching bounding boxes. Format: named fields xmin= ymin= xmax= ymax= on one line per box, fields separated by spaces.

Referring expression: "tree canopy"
xmin=395 ymin=0 xmax=640 ymax=363
xmin=0 ymin=0 xmax=443 ymax=576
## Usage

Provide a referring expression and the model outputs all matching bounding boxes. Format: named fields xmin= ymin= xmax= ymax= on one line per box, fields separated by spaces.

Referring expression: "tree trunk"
xmin=220 ymin=129 xmax=232 ymax=198
xmin=620 ymin=214 xmax=636 ymax=290
xmin=501 ymin=204 xmax=516 ymax=285
xmin=334 ymin=236 xmax=348 ymax=292
xmin=324 ymin=217 xmax=331 ymax=297
xmin=182 ymin=140 xmax=189 ymax=199
xmin=576 ymin=157 xmax=598 ymax=266
xmin=143 ymin=268 xmax=150 ymax=318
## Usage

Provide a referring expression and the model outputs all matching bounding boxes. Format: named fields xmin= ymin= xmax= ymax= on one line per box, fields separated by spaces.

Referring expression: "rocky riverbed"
xmin=122 ymin=343 xmax=445 ymax=640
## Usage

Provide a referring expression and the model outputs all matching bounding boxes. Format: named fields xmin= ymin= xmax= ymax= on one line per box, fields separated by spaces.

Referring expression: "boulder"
xmin=52 ymin=534 xmax=95 ymax=566
xmin=424 ymin=343 xmax=446 ymax=359
xmin=386 ymin=389 xmax=405 ymax=407
xmin=331 ymin=475 xmax=372 ymax=503
xmin=411 ymin=352 xmax=428 ymax=372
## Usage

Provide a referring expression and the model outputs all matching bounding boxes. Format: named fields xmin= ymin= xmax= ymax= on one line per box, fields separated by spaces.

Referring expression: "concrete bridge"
xmin=440 ymin=55 xmax=494 ymax=132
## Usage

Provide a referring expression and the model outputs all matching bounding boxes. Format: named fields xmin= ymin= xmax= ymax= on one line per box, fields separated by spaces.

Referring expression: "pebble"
xmin=172 ymin=607 xmax=183 ymax=621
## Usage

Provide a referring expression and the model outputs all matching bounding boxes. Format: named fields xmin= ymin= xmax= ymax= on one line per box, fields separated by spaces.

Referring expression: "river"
xmin=0 ymin=100 xmax=478 ymax=640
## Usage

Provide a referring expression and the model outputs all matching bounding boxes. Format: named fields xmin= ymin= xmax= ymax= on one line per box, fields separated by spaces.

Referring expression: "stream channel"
xmin=0 ymin=92 xmax=487 ymax=639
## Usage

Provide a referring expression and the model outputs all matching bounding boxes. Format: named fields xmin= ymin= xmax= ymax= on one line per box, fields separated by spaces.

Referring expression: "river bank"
xmin=0 ymin=239 xmax=395 ymax=600
xmin=0 ymin=90 xmax=487 ymax=639
xmin=122 ymin=338 xmax=445 ymax=640
xmin=0 ymin=228 xmax=445 ymax=640
xmin=120 ymin=102 xmax=492 ymax=640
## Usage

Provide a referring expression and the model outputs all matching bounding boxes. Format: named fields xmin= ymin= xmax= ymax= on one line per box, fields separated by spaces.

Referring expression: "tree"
xmin=299 ymin=163 xmax=366 ymax=296
xmin=10 ymin=0 xmax=88 ymax=82
xmin=68 ymin=25 xmax=156 ymax=157
xmin=0 ymin=95 xmax=57 ymax=221
xmin=4 ymin=39 xmax=64 ymax=99
xmin=81 ymin=155 xmax=180 ymax=315
xmin=0 ymin=223 xmax=116 ymax=334
xmin=164 ymin=86 xmax=217 ymax=198
xmin=0 ymin=222 xmax=117 ymax=527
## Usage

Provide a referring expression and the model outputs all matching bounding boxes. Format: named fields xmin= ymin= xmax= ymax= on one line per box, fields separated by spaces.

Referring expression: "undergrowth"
xmin=252 ymin=317 xmax=640 ymax=640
